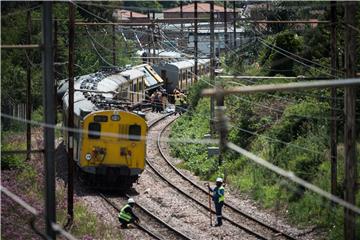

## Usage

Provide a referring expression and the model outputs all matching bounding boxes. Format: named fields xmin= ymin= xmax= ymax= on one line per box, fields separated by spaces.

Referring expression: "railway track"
xmin=99 ymin=193 xmax=191 ymax=240
xmin=146 ymin=115 xmax=298 ymax=240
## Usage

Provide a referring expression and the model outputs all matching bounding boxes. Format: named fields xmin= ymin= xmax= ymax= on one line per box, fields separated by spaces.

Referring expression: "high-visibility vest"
xmin=175 ymin=94 xmax=181 ymax=105
xmin=118 ymin=204 xmax=132 ymax=222
xmin=218 ymin=186 xmax=225 ymax=202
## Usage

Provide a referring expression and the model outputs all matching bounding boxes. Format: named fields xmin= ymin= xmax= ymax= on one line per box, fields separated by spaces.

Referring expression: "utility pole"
xmin=67 ymin=1 xmax=75 ymax=226
xmin=344 ymin=2 xmax=358 ymax=240
xmin=233 ymin=1 xmax=236 ymax=47
xmin=180 ymin=1 xmax=183 ymax=48
xmin=224 ymin=1 xmax=228 ymax=49
xmin=26 ymin=10 xmax=32 ymax=161
xmin=54 ymin=19 xmax=58 ymax=123
xmin=210 ymin=1 xmax=215 ymax=135
xmin=42 ymin=2 xmax=56 ymax=238
xmin=330 ymin=0 xmax=337 ymax=201
xmin=152 ymin=12 xmax=155 ymax=64
xmin=147 ymin=11 xmax=150 ymax=64
xmin=112 ymin=25 xmax=116 ymax=65
xmin=194 ymin=1 xmax=198 ymax=82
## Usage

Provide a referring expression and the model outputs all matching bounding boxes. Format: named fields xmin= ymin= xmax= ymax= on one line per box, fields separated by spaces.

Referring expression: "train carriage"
xmin=61 ymin=70 xmax=148 ymax=190
xmin=153 ymin=58 xmax=210 ymax=93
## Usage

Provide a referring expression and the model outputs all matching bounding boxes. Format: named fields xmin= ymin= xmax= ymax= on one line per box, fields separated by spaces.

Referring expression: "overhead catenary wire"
xmin=157 ymin=30 xmax=343 ymax=121
xmin=155 ymin=30 xmax=343 ymax=122
xmin=85 ymin=27 xmax=117 ymax=67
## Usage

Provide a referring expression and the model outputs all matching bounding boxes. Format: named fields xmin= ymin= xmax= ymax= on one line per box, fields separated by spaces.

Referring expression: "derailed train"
xmin=58 ymin=58 xmax=210 ymax=190
xmin=58 ymin=65 xmax=164 ymax=190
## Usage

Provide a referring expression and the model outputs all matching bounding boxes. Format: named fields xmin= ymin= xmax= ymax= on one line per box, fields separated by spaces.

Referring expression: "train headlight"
xmin=85 ymin=153 xmax=92 ymax=161
xmin=111 ymin=114 xmax=120 ymax=121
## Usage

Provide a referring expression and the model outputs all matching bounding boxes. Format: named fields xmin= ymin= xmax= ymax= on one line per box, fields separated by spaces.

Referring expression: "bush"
xmin=1 ymin=141 xmax=26 ymax=170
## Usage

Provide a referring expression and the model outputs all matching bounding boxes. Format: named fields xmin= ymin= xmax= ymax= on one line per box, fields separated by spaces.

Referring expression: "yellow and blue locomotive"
xmin=60 ymin=69 xmax=148 ymax=189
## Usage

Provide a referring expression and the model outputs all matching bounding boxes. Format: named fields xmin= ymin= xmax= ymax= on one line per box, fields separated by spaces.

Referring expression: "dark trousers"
xmin=215 ymin=202 xmax=223 ymax=226
xmin=175 ymin=105 xmax=182 ymax=115
xmin=119 ymin=218 xmax=133 ymax=228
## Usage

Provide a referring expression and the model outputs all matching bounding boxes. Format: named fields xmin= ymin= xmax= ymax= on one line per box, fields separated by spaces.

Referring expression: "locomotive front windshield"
xmin=88 ymin=122 xmax=101 ymax=139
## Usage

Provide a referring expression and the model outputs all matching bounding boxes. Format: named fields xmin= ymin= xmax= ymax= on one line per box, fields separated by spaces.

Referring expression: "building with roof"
xmin=113 ymin=9 xmax=148 ymax=22
xmin=163 ymin=3 xmax=239 ymax=21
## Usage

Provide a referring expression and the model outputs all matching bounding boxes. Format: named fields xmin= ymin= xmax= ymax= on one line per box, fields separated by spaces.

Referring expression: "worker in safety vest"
xmin=207 ymin=177 xmax=225 ymax=226
xmin=118 ymin=198 xmax=140 ymax=228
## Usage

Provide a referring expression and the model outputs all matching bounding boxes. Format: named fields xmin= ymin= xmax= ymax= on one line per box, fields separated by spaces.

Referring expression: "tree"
xmin=259 ymin=31 xmax=302 ymax=76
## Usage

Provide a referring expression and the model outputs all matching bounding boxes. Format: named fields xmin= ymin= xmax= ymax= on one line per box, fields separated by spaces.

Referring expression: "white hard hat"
xmin=128 ymin=198 xmax=135 ymax=204
xmin=216 ymin=177 xmax=223 ymax=183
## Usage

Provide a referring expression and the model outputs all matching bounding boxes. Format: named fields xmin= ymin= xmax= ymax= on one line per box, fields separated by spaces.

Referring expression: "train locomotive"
xmin=57 ymin=57 xmax=210 ymax=190
xmin=59 ymin=69 xmax=149 ymax=190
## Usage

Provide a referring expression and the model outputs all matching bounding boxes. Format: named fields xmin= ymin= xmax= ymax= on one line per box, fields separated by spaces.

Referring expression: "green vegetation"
xmin=170 ymin=80 xmax=360 ymax=238
xmin=1 ymin=2 xmax=139 ymax=131
xmin=170 ymin=4 xmax=360 ymax=237
xmin=57 ymin=201 xmax=122 ymax=240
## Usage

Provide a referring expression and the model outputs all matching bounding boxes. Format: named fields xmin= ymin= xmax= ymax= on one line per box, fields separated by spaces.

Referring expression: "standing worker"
xmin=118 ymin=198 xmax=140 ymax=228
xmin=207 ymin=177 xmax=225 ymax=226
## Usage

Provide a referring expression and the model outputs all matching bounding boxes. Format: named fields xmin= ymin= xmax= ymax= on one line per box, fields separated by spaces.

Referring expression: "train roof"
xmin=62 ymin=71 xmax=132 ymax=117
xmin=167 ymin=58 xmax=210 ymax=69
xmin=120 ymin=69 xmax=144 ymax=80
xmin=168 ymin=60 xmax=194 ymax=69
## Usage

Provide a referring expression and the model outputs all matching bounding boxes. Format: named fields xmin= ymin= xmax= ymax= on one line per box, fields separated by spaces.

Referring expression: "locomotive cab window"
xmin=94 ymin=115 xmax=108 ymax=122
xmin=88 ymin=122 xmax=101 ymax=139
xmin=129 ymin=124 xmax=141 ymax=141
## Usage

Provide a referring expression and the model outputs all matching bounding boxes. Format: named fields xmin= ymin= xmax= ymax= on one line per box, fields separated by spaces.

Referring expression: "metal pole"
xmin=112 ymin=25 xmax=116 ymax=65
xmin=180 ymin=1 xmax=183 ymax=48
xmin=233 ymin=1 xmax=236 ymax=47
xmin=224 ymin=1 xmax=228 ymax=49
xmin=147 ymin=11 xmax=150 ymax=64
xmin=330 ymin=0 xmax=337 ymax=201
xmin=194 ymin=2 xmax=198 ymax=82
xmin=54 ymin=19 xmax=58 ymax=123
xmin=67 ymin=1 xmax=75 ymax=225
xmin=210 ymin=1 xmax=215 ymax=135
xmin=344 ymin=2 xmax=357 ymax=239
xmin=152 ymin=12 xmax=155 ymax=64
xmin=26 ymin=10 xmax=32 ymax=161
xmin=42 ymin=2 xmax=56 ymax=238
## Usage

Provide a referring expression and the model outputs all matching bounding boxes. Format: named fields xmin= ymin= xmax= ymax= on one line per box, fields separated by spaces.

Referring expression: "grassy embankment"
xmin=169 ymin=79 xmax=360 ymax=239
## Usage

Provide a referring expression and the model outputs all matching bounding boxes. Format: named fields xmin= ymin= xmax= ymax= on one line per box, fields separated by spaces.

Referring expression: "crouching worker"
xmin=118 ymin=198 xmax=140 ymax=228
xmin=207 ymin=177 xmax=225 ymax=227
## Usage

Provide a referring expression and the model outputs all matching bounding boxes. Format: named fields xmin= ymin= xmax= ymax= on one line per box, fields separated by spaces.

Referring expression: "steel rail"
xmin=157 ymin=117 xmax=297 ymax=240
xmin=98 ymin=193 xmax=164 ymax=240
xmin=147 ymin=117 xmax=268 ymax=240
xmin=123 ymin=194 xmax=192 ymax=240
